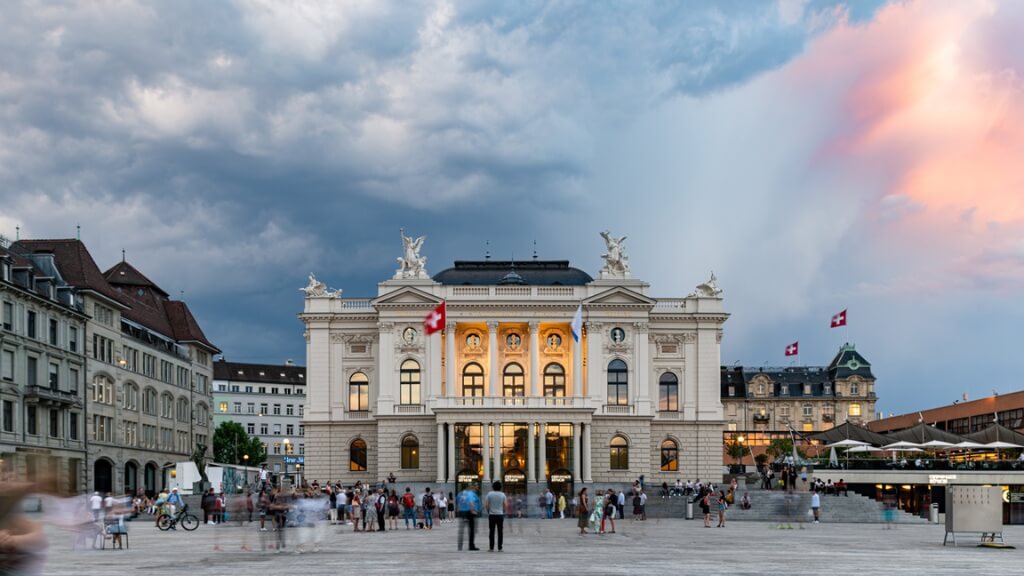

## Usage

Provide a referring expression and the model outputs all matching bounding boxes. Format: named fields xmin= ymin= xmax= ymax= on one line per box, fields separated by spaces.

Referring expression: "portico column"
xmin=487 ymin=321 xmax=499 ymax=397
xmin=492 ymin=422 xmax=502 ymax=482
xmin=445 ymin=321 xmax=456 ymax=397
xmin=582 ymin=423 xmax=592 ymax=483
xmin=436 ymin=422 xmax=445 ymax=483
xmin=538 ymin=422 xmax=547 ymax=482
xmin=446 ymin=423 xmax=456 ymax=481
xmin=573 ymin=322 xmax=583 ymax=398
xmin=573 ymin=422 xmax=582 ymax=483
xmin=529 ymin=321 xmax=540 ymax=397
xmin=481 ymin=422 xmax=491 ymax=483
xmin=527 ymin=422 xmax=536 ymax=482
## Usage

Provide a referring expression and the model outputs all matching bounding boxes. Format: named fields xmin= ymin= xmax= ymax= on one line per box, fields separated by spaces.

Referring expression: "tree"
xmin=213 ymin=421 xmax=266 ymax=465
xmin=765 ymin=438 xmax=807 ymax=462
xmin=725 ymin=440 xmax=746 ymax=465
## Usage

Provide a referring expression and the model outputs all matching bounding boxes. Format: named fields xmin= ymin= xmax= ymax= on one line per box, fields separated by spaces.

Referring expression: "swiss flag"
xmin=423 ymin=301 xmax=446 ymax=335
xmin=785 ymin=342 xmax=799 ymax=357
xmin=830 ymin=309 xmax=847 ymax=328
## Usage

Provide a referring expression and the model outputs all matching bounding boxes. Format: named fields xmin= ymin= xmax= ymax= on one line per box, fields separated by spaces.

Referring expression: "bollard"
xmin=929 ymin=503 xmax=939 ymax=523
xmin=685 ymin=500 xmax=694 ymax=520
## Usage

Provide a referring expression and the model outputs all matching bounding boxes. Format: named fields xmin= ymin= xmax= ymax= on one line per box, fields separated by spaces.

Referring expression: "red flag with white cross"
xmin=830 ymin=309 xmax=847 ymax=328
xmin=424 ymin=301 xmax=446 ymax=335
xmin=785 ymin=342 xmax=799 ymax=357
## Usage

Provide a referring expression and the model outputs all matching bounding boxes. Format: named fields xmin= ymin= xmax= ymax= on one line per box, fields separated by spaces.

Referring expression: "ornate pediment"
xmin=583 ymin=286 xmax=655 ymax=307
xmin=372 ymin=286 xmax=442 ymax=308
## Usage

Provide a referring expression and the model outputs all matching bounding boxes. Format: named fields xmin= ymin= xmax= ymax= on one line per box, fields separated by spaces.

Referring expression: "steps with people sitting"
xmin=643 ymin=487 xmax=928 ymax=524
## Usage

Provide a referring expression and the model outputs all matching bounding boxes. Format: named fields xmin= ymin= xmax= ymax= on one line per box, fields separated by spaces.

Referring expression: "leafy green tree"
xmin=213 ymin=421 xmax=266 ymax=465
xmin=764 ymin=438 xmax=807 ymax=461
xmin=725 ymin=440 xmax=746 ymax=465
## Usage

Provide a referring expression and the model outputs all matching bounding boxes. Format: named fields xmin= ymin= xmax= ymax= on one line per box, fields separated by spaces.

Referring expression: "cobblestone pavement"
xmin=37 ymin=517 xmax=1022 ymax=576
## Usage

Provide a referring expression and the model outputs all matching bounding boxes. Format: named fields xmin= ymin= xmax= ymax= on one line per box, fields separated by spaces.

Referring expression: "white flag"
xmin=571 ymin=304 xmax=583 ymax=342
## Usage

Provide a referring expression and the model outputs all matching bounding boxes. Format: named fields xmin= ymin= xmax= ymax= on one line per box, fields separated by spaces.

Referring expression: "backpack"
xmin=425 ymin=494 xmax=436 ymax=509
xmin=402 ymin=493 xmax=416 ymax=508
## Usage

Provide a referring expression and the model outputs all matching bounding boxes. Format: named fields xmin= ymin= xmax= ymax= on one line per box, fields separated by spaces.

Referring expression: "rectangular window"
xmin=260 ymin=423 xmax=268 ymax=435
xmin=218 ymin=402 xmax=228 ymax=413
xmin=26 ymin=310 xmax=37 ymax=339
xmin=247 ymin=403 xmax=255 ymax=414
xmin=1 ymin=302 xmax=12 ymax=331
xmin=1 ymin=350 xmax=12 ymax=380
xmin=259 ymin=387 xmax=266 ymax=394
xmin=49 ymin=409 xmax=59 ymax=437
xmin=299 ymin=443 xmax=304 ymax=455
xmin=2 ymin=400 xmax=14 ymax=432
xmin=802 ymin=423 xmax=814 ymax=433
xmin=273 ymin=443 xmax=281 ymax=455
xmin=273 ymin=404 xmax=281 ymax=415
xmin=231 ymin=385 xmax=239 ymax=392
xmin=848 ymin=403 xmax=862 ymax=417
xmin=124 ymin=422 xmax=137 ymax=447
xmin=69 ymin=412 xmax=79 ymax=440
xmin=27 ymin=406 xmax=37 ymax=435
xmin=233 ymin=402 xmax=241 ymax=413
xmin=271 ymin=387 xmax=278 ymax=395
xmin=246 ymin=423 xmax=255 ymax=435
xmin=850 ymin=383 xmax=859 ymax=396
xmin=68 ymin=326 xmax=78 ymax=352
xmin=48 ymin=363 xmax=59 ymax=389
xmin=286 ymin=424 xmax=294 ymax=436
xmin=26 ymin=356 xmax=37 ymax=387
xmin=260 ymin=403 xmax=268 ymax=415
xmin=286 ymin=405 xmax=294 ymax=416
xmin=299 ymin=425 xmax=304 ymax=436
xmin=49 ymin=319 xmax=58 ymax=346
xmin=298 ymin=405 xmax=304 ymax=417
xmin=728 ymin=386 xmax=735 ymax=397
xmin=273 ymin=424 xmax=281 ymax=435
xmin=245 ymin=386 xmax=252 ymax=393
xmin=824 ymin=384 xmax=832 ymax=395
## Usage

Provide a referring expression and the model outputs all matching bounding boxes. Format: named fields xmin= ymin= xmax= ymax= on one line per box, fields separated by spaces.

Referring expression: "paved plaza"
xmin=37 ymin=517 xmax=1023 ymax=576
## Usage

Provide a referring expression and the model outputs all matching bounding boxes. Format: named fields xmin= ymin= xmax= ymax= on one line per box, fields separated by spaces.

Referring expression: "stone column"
xmin=446 ymin=423 xmax=456 ymax=481
xmin=481 ymin=422 xmax=491 ymax=483
xmin=538 ymin=422 xmax=547 ymax=482
xmin=445 ymin=321 xmax=456 ymax=397
xmin=436 ymin=422 xmax=445 ymax=483
xmin=573 ymin=323 xmax=583 ymax=397
xmin=573 ymin=422 xmax=582 ymax=483
xmin=487 ymin=321 xmax=499 ymax=397
xmin=634 ymin=322 xmax=650 ymax=412
xmin=582 ymin=422 xmax=592 ymax=482
xmin=528 ymin=321 xmax=540 ymax=397
xmin=492 ymin=421 xmax=502 ymax=482
xmin=527 ymin=421 xmax=536 ymax=482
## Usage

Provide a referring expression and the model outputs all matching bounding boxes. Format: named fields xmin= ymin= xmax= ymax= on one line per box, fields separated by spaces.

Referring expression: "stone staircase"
xmin=643 ymin=487 xmax=929 ymax=524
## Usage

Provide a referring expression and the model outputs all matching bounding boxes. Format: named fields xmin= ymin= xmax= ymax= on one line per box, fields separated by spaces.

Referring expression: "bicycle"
xmin=157 ymin=504 xmax=200 ymax=531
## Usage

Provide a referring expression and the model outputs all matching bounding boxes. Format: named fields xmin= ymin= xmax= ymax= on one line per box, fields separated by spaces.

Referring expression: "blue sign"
xmin=283 ymin=456 xmax=304 ymax=465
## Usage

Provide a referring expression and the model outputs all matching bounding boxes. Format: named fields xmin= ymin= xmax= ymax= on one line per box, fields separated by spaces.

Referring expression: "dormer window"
xmin=803 ymin=384 xmax=811 ymax=396
xmin=1 ymin=261 xmax=10 ymax=282
xmin=850 ymin=382 xmax=859 ymax=396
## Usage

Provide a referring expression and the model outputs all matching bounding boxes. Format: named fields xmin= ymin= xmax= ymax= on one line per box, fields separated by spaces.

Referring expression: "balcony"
xmin=431 ymin=396 xmax=591 ymax=411
xmin=393 ymin=404 xmax=425 ymax=415
xmin=752 ymin=414 xmax=770 ymax=423
xmin=822 ymin=414 xmax=834 ymax=422
xmin=23 ymin=385 xmax=80 ymax=407
xmin=603 ymin=404 xmax=635 ymax=415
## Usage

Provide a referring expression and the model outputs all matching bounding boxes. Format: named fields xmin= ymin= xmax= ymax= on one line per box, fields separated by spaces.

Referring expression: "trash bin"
xmin=929 ymin=503 xmax=939 ymax=523
xmin=685 ymin=500 xmax=694 ymax=520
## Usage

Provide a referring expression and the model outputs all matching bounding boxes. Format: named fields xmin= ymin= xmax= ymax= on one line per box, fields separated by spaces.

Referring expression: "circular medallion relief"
xmin=610 ymin=327 xmax=626 ymax=343
xmin=506 ymin=333 xmax=522 ymax=350
xmin=402 ymin=327 xmax=417 ymax=345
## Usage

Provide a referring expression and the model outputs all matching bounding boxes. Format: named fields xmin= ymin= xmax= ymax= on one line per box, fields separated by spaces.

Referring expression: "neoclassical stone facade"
xmin=301 ymin=235 xmax=728 ymax=496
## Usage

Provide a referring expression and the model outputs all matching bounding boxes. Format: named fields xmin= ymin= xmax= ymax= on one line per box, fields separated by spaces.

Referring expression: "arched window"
xmin=607 ymin=360 xmax=628 ymax=405
xmin=659 ymin=372 xmax=679 ymax=412
xmin=142 ymin=387 xmax=158 ymax=415
xmin=660 ymin=439 xmax=678 ymax=471
xmin=177 ymin=398 xmax=189 ymax=422
xmin=349 ymin=372 xmax=369 ymax=412
xmin=350 ymin=438 xmax=367 ymax=471
xmin=160 ymin=393 xmax=174 ymax=419
xmin=462 ymin=363 xmax=484 ymax=397
xmin=195 ymin=402 xmax=209 ymax=424
xmin=610 ymin=435 xmax=629 ymax=470
xmin=503 ymin=363 xmax=525 ymax=397
xmin=401 ymin=435 xmax=419 ymax=469
xmin=122 ymin=382 xmax=138 ymax=411
xmin=400 ymin=360 xmax=421 ymax=405
xmin=543 ymin=363 xmax=566 ymax=397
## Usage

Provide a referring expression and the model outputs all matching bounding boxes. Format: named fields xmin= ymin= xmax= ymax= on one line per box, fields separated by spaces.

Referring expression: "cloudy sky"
xmin=3 ymin=0 xmax=1023 ymax=415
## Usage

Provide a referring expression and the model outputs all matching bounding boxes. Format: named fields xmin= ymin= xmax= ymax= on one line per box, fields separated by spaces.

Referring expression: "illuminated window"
xmin=218 ymin=402 xmax=228 ymax=413
xmin=659 ymin=372 xmax=678 ymax=411
xmin=607 ymin=360 xmax=628 ymax=405
xmin=610 ymin=436 xmax=629 ymax=470
xmin=660 ymin=439 xmax=678 ymax=472
xmin=400 ymin=360 xmax=421 ymax=405
xmin=349 ymin=372 xmax=369 ymax=411
xmin=502 ymin=363 xmax=525 ymax=397
xmin=544 ymin=363 xmax=566 ymax=397
xmin=350 ymin=439 xmax=367 ymax=471
xmin=401 ymin=435 xmax=419 ymax=469
xmin=848 ymin=403 xmax=862 ymax=417
xmin=462 ymin=363 xmax=484 ymax=397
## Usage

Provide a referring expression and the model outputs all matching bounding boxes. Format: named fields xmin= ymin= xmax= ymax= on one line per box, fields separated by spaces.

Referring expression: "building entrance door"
xmin=548 ymin=468 xmax=574 ymax=504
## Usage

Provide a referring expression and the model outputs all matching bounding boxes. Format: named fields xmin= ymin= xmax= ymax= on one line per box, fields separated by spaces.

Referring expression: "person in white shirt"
xmin=89 ymin=492 xmax=103 ymax=522
xmin=336 ymin=489 xmax=348 ymax=524
xmin=436 ymin=493 xmax=448 ymax=523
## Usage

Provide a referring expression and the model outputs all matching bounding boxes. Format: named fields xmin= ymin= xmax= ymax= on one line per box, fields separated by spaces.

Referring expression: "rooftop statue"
xmin=395 ymin=228 xmax=429 ymax=280
xmin=300 ymin=273 xmax=340 ymax=298
xmin=599 ymin=230 xmax=630 ymax=276
xmin=691 ymin=271 xmax=723 ymax=298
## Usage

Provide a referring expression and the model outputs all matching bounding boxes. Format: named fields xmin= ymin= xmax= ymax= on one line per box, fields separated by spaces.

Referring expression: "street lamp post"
xmin=243 ymin=454 xmax=249 ymax=493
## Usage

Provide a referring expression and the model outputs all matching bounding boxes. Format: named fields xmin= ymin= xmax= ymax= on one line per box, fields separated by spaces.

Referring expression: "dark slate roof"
xmin=965 ymin=423 xmax=1024 ymax=446
xmin=433 ymin=260 xmax=593 ymax=286
xmin=827 ymin=343 xmax=875 ymax=380
xmin=214 ymin=360 xmax=306 ymax=385
xmin=720 ymin=367 xmax=747 ymax=397
xmin=13 ymin=239 xmax=127 ymax=307
xmin=743 ymin=366 xmax=833 ymax=397
xmin=0 ymin=246 xmax=84 ymax=314
xmin=104 ymin=260 xmax=219 ymax=353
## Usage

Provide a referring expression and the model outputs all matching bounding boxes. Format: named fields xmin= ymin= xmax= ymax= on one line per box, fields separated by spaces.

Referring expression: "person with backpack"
xmin=387 ymin=490 xmax=400 ymax=529
xmin=700 ymin=489 xmax=712 ymax=528
xmin=402 ymin=487 xmax=417 ymax=529
xmin=422 ymin=487 xmax=436 ymax=530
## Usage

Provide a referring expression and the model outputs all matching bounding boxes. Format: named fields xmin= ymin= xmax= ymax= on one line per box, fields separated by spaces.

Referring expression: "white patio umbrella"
xmin=985 ymin=441 xmax=1024 ymax=449
xmin=825 ymin=439 xmax=870 ymax=448
xmin=829 ymin=447 xmax=839 ymax=467
xmin=920 ymin=440 xmax=955 ymax=449
xmin=953 ymin=441 xmax=987 ymax=450
xmin=845 ymin=445 xmax=883 ymax=453
xmin=882 ymin=441 xmax=922 ymax=450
